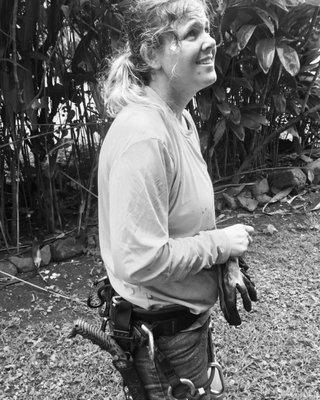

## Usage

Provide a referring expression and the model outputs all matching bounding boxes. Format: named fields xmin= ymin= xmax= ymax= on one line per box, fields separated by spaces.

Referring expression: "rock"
xmin=304 ymin=159 xmax=320 ymax=184
xmin=299 ymin=154 xmax=313 ymax=163
xmin=252 ymin=178 xmax=269 ymax=198
xmin=237 ymin=191 xmax=259 ymax=212
xmin=228 ymin=184 xmax=246 ymax=197
xmin=263 ymin=224 xmax=278 ymax=235
xmin=222 ymin=193 xmax=238 ymax=210
xmin=270 ymin=186 xmax=282 ymax=195
xmin=86 ymin=226 xmax=99 ymax=249
xmin=9 ymin=256 xmax=35 ymax=273
xmin=268 ymin=168 xmax=306 ymax=190
xmin=41 ymin=245 xmax=51 ymax=266
xmin=256 ymin=194 xmax=272 ymax=204
xmin=215 ymin=195 xmax=224 ymax=212
xmin=51 ymin=236 xmax=85 ymax=262
xmin=0 ymin=260 xmax=18 ymax=276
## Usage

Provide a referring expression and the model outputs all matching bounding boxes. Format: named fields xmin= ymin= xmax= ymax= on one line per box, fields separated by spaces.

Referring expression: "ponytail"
xmin=100 ymin=46 xmax=148 ymax=118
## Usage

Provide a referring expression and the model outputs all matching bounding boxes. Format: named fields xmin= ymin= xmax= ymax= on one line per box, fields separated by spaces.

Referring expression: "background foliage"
xmin=0 ymin=0 xmax=320 ymax=248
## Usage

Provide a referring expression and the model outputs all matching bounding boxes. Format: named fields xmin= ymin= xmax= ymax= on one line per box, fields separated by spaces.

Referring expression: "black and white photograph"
xmin=0 ymin=0 xmax=319 ymax=399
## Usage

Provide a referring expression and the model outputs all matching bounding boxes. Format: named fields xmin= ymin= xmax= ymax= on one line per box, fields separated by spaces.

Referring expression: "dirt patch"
xmin=0 ymin=255 xmax=104 ymax=326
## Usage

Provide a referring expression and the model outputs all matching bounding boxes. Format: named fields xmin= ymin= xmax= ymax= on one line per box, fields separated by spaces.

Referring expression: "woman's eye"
xmin=185 ymin=29 xmax=198 ymax=39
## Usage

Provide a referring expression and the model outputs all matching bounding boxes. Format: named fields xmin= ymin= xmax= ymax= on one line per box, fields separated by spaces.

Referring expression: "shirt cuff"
xmin=209 ymin=229 xmax=231 ymax=264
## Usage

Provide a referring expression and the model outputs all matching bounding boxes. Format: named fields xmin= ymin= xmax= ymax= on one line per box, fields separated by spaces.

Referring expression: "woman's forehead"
xmin=179 ymin=3 xmax=207 ymax=19
xmin=173 ymin=9 xmax=208 ymax=30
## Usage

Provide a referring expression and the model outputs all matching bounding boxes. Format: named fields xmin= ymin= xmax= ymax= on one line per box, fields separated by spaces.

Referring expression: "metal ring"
xmin=167 ymin=378 xmax=196 ymax=399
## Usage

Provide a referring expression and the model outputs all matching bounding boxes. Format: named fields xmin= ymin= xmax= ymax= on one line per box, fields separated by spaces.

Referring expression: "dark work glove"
xmin=216 ymin=257 xmax=258 ymax=326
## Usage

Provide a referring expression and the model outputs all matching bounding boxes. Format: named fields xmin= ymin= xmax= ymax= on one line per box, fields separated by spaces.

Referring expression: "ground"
xmin=1 ymin=202 xmax=320 ymax=400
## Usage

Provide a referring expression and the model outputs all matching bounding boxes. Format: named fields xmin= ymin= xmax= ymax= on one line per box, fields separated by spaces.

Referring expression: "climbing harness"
xmin=71 ymin=275 xmax=226 ymax=400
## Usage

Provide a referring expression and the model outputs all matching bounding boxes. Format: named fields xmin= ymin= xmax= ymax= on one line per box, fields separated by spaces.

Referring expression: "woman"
xmin=98 ymin=0 xmax=254 ymax=398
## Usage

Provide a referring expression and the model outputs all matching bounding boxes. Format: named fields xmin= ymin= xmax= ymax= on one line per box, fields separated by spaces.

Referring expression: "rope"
xmin=0 ymin=269 xmax=87 ymax=306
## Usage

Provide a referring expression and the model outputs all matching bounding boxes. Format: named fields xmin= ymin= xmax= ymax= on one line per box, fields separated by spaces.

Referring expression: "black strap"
xmin=154 ymin=345 xmax=190 ymax=399
xmin=113 ymin=358 xmax=148 ymax=400
xmin=132 ymin=306 xmax=201 ymax=339
xmin=112 ymin=300 xmax=133 ymax=334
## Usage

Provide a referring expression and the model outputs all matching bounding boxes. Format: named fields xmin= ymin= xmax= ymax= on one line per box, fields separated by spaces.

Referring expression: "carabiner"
xmin=87 ymin=276 xmax=111 ymax=309
xmin=140 ymin=324 xmax=155 ymax=361
xmin=112 ymin=295 xmax=123 ymax=305
xmin=167 ymin=378 xmax=196 ymax=400
xmin=207 ymin=361 xmax=225 ymax=398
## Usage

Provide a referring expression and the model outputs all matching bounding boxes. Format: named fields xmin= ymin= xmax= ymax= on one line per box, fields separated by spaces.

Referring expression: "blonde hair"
xmin=100 ymin=0 xmax=210 ymax=118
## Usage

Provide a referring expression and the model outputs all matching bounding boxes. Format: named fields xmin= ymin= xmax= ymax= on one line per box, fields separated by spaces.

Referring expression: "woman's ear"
xmin=140 ymin=43 xmax=161 ymax=70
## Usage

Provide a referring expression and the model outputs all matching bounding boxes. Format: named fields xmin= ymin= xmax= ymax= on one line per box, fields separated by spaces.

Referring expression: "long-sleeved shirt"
xmin=98 ymin=88 xmax=231 ymax=314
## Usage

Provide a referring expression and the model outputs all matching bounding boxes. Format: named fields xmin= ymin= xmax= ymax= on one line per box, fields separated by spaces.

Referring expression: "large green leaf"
xmin=241 ymin=112 xmax=269 ymax=130
xmin=196 ymin=91 xmax=212 ymax=121
xmin=271 ymin=0 xmax=289 ymax=11
xmin=276 ymin=44 xmax=300 ymax=76
xmin=255 ymin=38 xmax=276 ymax=73
xmin=254 ymin=8 xmax=275 ymax=34
xmin=230 ymin=105 xmax=241 ymax=125
xmin=273 ymin=94 xmax=286 ymax=114
xmin=241 ymin=115 xmax=261 ymax=130
xmin=213 ymin=118 xmax=226 ymax=147
xmin=217 ymin=101 xmax=232 ymax=117
xmin=236 ymin=25 xmax=257 ymax=50
xmin=229 ymin=122 xmax=245 ymax=141
xmin=212 ymin=86 xmax=226 ymax=102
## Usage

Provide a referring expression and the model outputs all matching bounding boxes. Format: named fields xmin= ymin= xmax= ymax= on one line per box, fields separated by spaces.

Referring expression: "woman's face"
xmin=155 ymin=8 xmax=217 ymax=99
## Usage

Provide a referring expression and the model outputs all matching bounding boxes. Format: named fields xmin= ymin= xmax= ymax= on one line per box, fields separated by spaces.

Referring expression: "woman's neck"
xmin=148 ymin=80 xmax=193 ymax=121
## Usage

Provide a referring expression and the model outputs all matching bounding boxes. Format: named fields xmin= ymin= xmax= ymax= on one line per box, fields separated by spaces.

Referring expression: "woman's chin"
xmin=199 ymin=73 xmax=217 ymax=90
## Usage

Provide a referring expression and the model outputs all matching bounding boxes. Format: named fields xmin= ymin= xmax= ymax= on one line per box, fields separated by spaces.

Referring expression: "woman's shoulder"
xmin=101 ymin=103 xmax=173 ymax=164
xmin=110 ymin=103 xmax=168 ymax=141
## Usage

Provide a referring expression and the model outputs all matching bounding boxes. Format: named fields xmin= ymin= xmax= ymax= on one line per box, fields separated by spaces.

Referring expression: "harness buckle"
xmin=167 ymin=378 xmax=196 ymax=400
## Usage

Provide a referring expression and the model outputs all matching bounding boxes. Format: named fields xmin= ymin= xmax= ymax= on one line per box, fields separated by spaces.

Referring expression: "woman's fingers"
xmin=222 ymin=224 xmax=254 ymax=257
xmin=244 ymin=225 xmax=254 ymax=234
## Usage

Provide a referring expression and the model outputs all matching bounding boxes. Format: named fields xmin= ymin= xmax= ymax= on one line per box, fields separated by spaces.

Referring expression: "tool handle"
xmin=68 ymin=319 xmax=148 ymax=400
xmin=68 ymin=319 xmax=126 ymax=359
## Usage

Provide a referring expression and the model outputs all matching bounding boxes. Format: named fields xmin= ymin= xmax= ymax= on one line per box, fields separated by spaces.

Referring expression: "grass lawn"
xmin=1 ymin=211 xmax=320 ymax=400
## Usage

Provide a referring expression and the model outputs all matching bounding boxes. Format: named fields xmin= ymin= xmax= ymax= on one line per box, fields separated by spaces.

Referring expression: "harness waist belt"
xmin=132 ymin=305 xmax=203 ymax=338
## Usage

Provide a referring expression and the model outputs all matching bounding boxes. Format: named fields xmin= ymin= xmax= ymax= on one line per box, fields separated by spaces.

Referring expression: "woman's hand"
xmin=222 ymin=224 xmax=254 ymax=257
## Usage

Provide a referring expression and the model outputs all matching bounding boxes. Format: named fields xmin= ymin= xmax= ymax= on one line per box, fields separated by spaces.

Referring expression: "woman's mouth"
xmin=196 ymin=57 xmax=214 ymax=65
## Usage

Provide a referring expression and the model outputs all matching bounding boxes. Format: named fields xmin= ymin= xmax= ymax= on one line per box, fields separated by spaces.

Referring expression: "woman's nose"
xmin=202 ymin=33 xmax=216 ymax=53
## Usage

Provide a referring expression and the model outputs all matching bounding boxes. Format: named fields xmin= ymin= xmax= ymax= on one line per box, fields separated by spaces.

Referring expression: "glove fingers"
xmin=236 ymin=284 xmax=252 ymax=312
xmin=223 ymin=288 xmax=241 ymax=326
xmin=217 ymin=266 xmax=231 ymax=323
xmin=247 ymin=284 xmax=258 ymax=302
xmin=238 ymin=256 xmax=249 ymax=271
xmin=242 ymin=276 xmax=258 ymax=302
xmin=217 ymin=265 xmax=242 ymax=326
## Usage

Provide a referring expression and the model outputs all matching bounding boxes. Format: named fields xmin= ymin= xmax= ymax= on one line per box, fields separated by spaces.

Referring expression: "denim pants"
xmin=133 ymin=318 xmax=224 ymax=400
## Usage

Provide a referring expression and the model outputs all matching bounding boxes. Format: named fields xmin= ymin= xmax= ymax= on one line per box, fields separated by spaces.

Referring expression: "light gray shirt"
xmin=98 ymin=88 xmax=231 ymax=314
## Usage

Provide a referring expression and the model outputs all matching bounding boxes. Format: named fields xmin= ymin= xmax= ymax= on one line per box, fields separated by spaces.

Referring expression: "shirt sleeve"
xmin=109 ymin=138 xmax=231 ymax=286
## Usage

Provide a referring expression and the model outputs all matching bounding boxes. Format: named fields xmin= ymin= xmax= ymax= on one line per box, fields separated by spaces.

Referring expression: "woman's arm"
xmin=108 ymin=138 xmax=234 ymax=285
